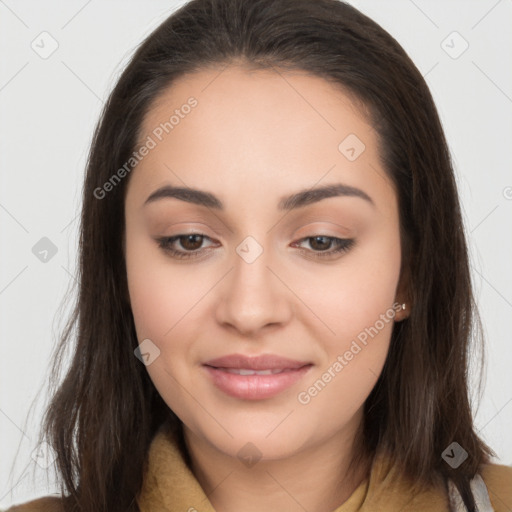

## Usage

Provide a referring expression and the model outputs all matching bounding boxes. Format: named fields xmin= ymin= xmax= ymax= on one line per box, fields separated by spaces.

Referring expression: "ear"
xmin=394 ymin=260 xmax=412 ymax=322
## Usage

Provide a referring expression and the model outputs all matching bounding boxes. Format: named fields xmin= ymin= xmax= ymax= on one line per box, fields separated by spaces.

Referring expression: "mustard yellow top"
xmin=136 ymin=424 xmax=512 ymax=511
xmin=5 ymin=423 xmax=512 ymax=512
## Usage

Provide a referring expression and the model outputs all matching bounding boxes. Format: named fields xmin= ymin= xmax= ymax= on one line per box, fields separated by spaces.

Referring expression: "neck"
xmin=182 ymin=411 xmax=371 ymax=512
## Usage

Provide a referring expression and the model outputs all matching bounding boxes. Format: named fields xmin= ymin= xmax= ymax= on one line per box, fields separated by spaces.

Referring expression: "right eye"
xmin=156 ymin=233 xmax=218 ymax=260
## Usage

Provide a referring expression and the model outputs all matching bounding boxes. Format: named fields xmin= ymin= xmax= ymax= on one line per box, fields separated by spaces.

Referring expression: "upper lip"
xmin=203 ymin=354 xmax=311 ymax=370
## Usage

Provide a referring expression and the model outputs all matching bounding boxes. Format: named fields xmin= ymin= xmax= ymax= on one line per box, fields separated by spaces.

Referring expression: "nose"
xmin=214 ymin=239 xmax=293 ymax=337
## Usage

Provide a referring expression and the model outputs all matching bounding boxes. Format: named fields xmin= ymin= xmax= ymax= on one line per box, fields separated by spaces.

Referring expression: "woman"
xmin=6 ymin=0 xmax=512 ymax=511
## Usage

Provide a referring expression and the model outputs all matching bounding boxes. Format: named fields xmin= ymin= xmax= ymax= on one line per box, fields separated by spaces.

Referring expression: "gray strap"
xmin=447 ymin=474 xmax=494 ymax=512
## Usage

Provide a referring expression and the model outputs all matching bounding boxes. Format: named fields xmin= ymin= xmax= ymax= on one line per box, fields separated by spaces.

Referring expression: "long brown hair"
xmin=27 ymin=0 xmax=495 ymax=510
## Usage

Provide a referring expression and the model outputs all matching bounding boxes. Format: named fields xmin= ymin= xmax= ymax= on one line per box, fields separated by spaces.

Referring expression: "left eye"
xmin=156 ymin=234 xmax=355 ymax=260
xmin=291 ymin=235 xmax=355 ymax=259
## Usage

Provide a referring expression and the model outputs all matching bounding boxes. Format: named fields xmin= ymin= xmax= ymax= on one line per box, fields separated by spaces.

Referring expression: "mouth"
xmin=213 ymin=367 xmax=299 ymax=375
xmin=202 ymin=353 xmax=313 ymax=400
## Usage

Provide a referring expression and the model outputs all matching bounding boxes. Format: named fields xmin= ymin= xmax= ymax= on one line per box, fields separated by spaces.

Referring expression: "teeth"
xmin=224 ymin=368 xmax=285 ymax=375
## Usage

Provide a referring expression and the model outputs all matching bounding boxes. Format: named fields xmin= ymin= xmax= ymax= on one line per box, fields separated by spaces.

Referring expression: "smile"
xmin=202 ymin=364 xmax=313 ymax=400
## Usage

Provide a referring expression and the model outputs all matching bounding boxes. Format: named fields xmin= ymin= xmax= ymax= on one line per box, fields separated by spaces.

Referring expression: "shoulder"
xmin=480 ymin=461 xmax=512 ymax=511
xmin=3 ymin=495 xmax=65 ymax=512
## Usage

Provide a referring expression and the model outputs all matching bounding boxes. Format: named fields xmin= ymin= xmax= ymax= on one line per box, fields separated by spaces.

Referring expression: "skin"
xmin=124 ymin=64 xmax=409 ymax=512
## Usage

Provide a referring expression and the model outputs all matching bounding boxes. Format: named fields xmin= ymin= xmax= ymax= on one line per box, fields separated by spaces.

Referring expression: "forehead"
xmin=140 ymin=64 xmax=373 ymax=149
xmin=128 ymin=64 xmax=394 ymax=212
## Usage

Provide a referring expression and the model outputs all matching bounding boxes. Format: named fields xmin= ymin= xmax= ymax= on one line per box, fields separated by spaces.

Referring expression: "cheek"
xmin=125 ymin=232 xmax=206 ymax=343
xmin=291 ymin=226 xmax=402 ymax=345
xmin=291 ymin=227 xmax=401 ymax=414
xmin=294 ymin=243 xmax=400 ymax=421
xmin=125 ymin=235 xmax=204 ymax=417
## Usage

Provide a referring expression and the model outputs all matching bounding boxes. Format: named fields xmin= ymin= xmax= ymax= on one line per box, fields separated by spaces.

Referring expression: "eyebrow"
xmin=143 ymin=182 xmax=374 ymax=210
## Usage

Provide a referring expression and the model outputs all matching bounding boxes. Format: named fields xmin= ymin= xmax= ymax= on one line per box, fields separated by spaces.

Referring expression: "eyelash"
xmin=156 ymin=234 xmax=355 ymax=261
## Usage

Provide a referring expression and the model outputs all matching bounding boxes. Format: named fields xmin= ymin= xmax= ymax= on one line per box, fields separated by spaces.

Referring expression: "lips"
xmin=203 ymin=353 xmax=311 ymax=371
xmin=222 ymin=368 xmax=287 ymax=375
xmin=202 ymin=353 xmax=313 ymax=400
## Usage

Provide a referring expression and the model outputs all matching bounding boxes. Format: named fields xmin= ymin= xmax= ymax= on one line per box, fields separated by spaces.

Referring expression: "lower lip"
xmin=202 ymin=365 xmax=312 ymax=400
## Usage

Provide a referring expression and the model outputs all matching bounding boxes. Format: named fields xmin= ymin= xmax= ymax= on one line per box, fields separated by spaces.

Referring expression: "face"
xmin=124 ymin=64 xmax=406 ymax=461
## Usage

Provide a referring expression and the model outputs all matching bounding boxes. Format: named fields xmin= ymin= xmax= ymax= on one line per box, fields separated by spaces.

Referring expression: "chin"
xmin=189 ymin=419 xmax=315 ymax=462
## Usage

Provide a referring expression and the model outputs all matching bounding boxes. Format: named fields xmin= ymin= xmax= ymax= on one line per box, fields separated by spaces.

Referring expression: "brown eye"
xmin=309 ymin=236 xmax=333 ymax=251
xmin=179 ymin=234 xmax=204 ymax=251
xmin=292 ymin=236 xmax=355 ymax=259
xmin=156 ymin=233 xmax=217 ymax=260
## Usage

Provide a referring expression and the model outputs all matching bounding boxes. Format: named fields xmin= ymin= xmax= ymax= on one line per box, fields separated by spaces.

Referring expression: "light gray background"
xmin=1 ymin=0 xmax=511 ymax=507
